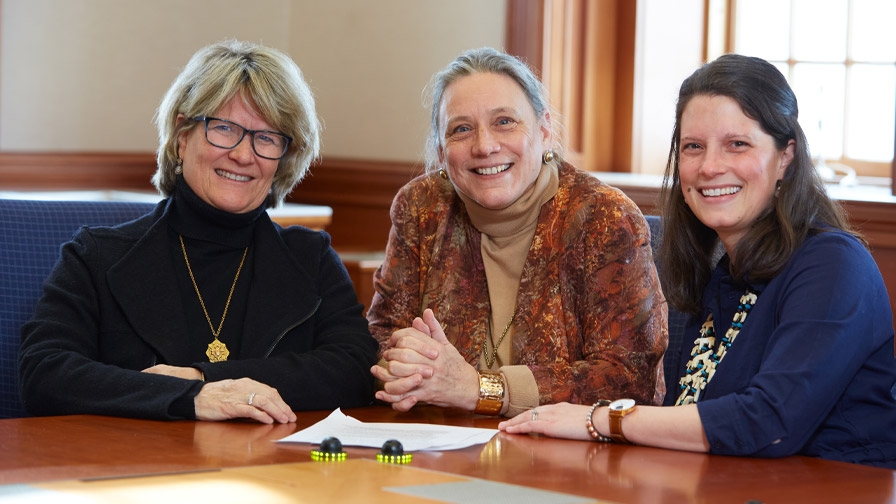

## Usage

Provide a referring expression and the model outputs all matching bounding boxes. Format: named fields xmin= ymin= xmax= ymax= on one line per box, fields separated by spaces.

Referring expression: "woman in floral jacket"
xmin=368 ymin=47 xmax=667 ymax=418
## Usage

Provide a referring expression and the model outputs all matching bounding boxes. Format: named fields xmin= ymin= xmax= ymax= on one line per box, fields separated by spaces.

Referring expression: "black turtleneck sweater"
xmin=167 ymin=177 xmax=265 ymax=363
xmin=20 ymin=175 xmax=378 ymax=420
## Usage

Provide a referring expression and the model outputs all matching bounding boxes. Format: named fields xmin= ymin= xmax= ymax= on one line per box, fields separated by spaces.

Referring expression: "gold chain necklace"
xmin=179 ymin=235 xmax=248 ymax=363
xmin=482 ymin=308 xmax=517 ymax=369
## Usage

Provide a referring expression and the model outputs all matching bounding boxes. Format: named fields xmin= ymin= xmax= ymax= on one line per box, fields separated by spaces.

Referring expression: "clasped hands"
xmin=142 ymin=364 xmax=295 ymax=424
xmin=371 ymin=309 xmax=479 ymax=412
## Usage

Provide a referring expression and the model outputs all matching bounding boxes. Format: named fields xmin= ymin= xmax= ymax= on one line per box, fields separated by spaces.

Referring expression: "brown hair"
xmin=657 ymin=54 xmax=861 ymax=314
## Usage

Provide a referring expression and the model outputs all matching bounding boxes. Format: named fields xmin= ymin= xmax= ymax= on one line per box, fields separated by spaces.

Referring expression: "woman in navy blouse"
xmin=500 ymin=54 xmax=896 ymax=468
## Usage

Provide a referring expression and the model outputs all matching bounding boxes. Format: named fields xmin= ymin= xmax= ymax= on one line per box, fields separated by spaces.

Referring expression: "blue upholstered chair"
xmin=0 ymin=198 xmax=156 ymax=418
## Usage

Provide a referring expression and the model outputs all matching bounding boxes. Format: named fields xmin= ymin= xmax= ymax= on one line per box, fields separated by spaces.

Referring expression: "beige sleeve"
xmin=500 ymin=364 xmax=539 ymax=417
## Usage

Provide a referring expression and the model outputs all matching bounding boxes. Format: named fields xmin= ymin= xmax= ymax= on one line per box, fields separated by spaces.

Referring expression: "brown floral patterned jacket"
xmin=368 ymin=162 xmax=667 ymax=406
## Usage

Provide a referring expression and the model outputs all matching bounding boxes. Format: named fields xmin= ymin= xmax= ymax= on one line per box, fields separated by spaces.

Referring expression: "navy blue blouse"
xmin=665 ymin=229 xmax=896 ymax=468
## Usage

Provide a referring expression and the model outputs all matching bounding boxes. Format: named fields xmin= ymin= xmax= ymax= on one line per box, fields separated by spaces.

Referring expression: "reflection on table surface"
xmin=1 ymin=406 xmax=892 ymax=503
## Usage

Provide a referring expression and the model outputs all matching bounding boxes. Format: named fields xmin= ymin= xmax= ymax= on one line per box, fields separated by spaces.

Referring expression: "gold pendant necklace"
xmin=179 ymin=235 xmax=248 ymax=363
xmin=482 ymin=308 xmax=517 ymax=369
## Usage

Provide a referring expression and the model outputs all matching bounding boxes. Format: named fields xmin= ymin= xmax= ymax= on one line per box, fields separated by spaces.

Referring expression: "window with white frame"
xmin=726 ymin=0 xmax=895 ymax=180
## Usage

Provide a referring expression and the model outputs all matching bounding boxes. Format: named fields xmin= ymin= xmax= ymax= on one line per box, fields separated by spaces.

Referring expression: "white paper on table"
xmin=277 ymin=409 xmax=498 ymax=451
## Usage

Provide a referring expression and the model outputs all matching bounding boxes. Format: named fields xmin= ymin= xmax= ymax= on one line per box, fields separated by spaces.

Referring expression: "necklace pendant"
xmin=206 ymin=339 xmax=230 ymax=362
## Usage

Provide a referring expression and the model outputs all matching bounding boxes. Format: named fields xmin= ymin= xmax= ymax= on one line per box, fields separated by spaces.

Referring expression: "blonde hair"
xmin=153 ymin=39 xmax=321 ymax=207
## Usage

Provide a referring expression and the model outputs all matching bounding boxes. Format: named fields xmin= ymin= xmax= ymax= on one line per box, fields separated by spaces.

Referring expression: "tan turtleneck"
xmin=455 ymin=161 xmax=559 ymax=414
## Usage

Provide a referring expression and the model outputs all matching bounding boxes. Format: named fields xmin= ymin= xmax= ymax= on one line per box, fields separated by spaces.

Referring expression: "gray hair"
xmin=153 ymin=39 xmax=321 ymax=208
xmin=423 ymin=47 xmax=561 ymax=172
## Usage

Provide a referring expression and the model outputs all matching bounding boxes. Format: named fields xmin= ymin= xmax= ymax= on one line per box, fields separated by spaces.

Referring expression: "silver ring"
xmin=248 ymin=392 xmax=257 ymax=406
xmin=531 ymin=409 xmax=538 ymax=421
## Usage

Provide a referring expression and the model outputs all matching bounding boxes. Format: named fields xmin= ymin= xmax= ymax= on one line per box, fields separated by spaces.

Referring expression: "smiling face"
xmin=177 ymin=94 xmax=281 ymax=214
xmin=438 ymin=72 xmax=551 ymax=210
xmin=679 ymin=95 xmax=794 ymax=254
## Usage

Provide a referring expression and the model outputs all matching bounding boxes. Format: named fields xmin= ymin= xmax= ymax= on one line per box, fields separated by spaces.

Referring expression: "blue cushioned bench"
xmin=0 ymin=198 xmax=156 ymax=418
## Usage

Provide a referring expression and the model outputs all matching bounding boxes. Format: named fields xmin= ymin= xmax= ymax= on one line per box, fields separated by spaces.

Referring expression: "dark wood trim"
xmin=612 ymin=1 xmax=636 ymax=173
xmin=0 ymin=152 xmax=419 ymax=206
xmin=290 ymin=157 xmax=422 ymax=209
xmin=0 ymin=151 xmax=419 ymax=250
xmin=702 ymin=0 xmax=710 ymax=63
xmin=3 ymin=152 xmax=893 ymax=323
xmin=507 ymin=0 xmax=636 ymax=173
xmin=505 ymin=0 xmax=545 ymax=75
xmin=614 ymin=185 xmax=662 ymax=216
xmin=288 ymin=158 xmax=422 ymax=250
xmin=3 ymin=150 xmax=892 ymax=234
xmin=0 ymin=152 xmax=158 ymax=190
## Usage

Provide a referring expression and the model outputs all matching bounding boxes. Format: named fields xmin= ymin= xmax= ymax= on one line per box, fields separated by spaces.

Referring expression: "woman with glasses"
xmin=20 ymin=40 xmax=378 ymax=423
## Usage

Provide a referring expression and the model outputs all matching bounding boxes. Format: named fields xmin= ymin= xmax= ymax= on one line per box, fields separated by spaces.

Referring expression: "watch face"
xmin=609 ymin=398 xmax=636 ymax=411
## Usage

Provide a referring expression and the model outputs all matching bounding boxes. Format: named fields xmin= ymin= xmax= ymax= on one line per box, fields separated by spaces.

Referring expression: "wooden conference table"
xmin=1 ymin=406 xmax=893 ymax=503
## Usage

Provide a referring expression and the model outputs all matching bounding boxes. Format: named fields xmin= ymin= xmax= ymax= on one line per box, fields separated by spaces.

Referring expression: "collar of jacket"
xmin=106 ymin=199 xmax=321 ymax=363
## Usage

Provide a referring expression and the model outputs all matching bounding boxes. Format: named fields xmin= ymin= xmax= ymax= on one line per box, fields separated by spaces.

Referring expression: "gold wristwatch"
xmin=608 ymin=398 xmax=637 ymax=444
xmin=474 ymin=371 xmax=505 ymax=415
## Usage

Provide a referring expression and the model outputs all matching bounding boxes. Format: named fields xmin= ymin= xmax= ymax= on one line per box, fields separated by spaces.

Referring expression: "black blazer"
xmin=20 ymin=200 xmax=377 ymax=419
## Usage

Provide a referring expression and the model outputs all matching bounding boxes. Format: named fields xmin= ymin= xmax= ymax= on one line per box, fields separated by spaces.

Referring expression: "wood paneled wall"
xmin=2 ymin=153 xmax=895 ymax=330
xmin=288 ymin=158 xmax=421 ymax=251
xmin=506 ymin=0 xmax=637 ymax=174
xmin=0 ymin=152 xmax=160 ymax=191
xmin=0 ymin=152 xmax=418 ymax=251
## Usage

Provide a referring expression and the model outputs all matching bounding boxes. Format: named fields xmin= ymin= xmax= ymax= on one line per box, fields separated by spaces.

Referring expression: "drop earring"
xmin=174 ymin=158 xmax=183 ymax=175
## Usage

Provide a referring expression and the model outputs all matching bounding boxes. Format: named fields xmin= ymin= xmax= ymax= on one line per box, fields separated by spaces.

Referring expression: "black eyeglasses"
xmin=193 ymin=116 xmax=292 ymax=160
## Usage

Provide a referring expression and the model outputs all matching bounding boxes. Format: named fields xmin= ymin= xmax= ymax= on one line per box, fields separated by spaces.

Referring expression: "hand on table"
xmin=371 ymin=309 xmax=479 ymax=412
xmin=194 ymin=378 xmax=296 ymax=424
xmin=142 ymin=365 xmax=295 ymax=424
xmin=499 ymin=402 xmax=594 ymax=441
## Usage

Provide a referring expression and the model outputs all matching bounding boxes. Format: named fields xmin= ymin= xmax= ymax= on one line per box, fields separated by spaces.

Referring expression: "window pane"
xmin=846 ymin=64 xmax=896 ymax=161
xmin=792 ymin=0 xmax=848 ymax=62
xmin=850 ymin=0 xmax=896 ymax=62
xmin=792 ymin=63 xmax=846 ymax=159
xmin=734 ymin=0 xmax=790 ymax=61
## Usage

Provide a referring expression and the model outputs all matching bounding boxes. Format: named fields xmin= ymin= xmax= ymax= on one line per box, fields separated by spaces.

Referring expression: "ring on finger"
xmin=531 ymin=408 xmax=538 ymax=421
xmin=248 ymin=392 xmax=257 ymax=406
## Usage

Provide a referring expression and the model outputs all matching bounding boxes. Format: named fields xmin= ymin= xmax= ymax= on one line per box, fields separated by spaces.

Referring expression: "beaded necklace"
xmin=675 ymin=289 xmax=759 ymax=405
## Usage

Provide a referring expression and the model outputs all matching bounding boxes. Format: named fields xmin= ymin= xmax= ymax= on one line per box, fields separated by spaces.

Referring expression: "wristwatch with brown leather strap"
xmin=607 ymin=398 xmax=637 ymax=444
